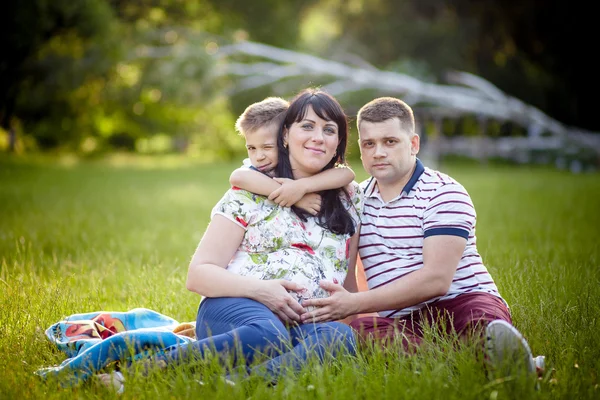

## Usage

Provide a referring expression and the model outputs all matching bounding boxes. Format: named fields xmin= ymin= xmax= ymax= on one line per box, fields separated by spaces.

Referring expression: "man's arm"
xmin=229 ymin=168 xmax=279 ymax=197
xmin=269 ymin=167 xmax=355 ymax=206
xmin=349 ymin=234 xmax=465 ymax=313
xmin=301 ymin=234 xmax=466 ymax=322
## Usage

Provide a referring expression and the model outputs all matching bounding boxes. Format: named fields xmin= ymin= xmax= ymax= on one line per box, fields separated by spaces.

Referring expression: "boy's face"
xmin=245 ymin=123 xmax=279 ymax=173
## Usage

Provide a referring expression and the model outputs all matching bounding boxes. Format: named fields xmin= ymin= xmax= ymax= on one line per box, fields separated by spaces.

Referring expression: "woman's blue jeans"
xmin=163 ymin=297 xmax=356 ymax=380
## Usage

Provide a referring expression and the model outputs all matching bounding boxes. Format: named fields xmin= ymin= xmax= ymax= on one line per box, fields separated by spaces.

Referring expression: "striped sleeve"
xmin=422 ymin=183 xmax=476 ymax=239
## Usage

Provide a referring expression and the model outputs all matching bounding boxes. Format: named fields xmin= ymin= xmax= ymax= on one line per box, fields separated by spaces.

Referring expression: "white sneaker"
xmin=196 ymin=376 xmax=236 ymax=387
xmin=485 ymin=320 xmax=535 ymax=377
xmin=96 ymin=371 xmax=125 ymax=394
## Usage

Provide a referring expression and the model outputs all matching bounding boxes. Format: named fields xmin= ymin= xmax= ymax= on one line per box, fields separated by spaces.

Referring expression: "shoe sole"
xmin=485 ymin=320 xmax=535 ymax=375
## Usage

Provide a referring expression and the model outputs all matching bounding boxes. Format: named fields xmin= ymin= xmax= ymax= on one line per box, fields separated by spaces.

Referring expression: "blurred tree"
xmin=451 ymin=0 xmax=595 ymax=130
xmin=331 ymin=0 xmax=595 ymax=130
xmin=208 ymin=0 xmax=312 ymax=48
xmin=3 ymin=0 xmax=593 ymax=154
xmin=1 ymin=0 xmax=119 ymax=151
xmin=1 ymin=0 xmax=317 ymax=154
xmin=100 ymin=0 xmax=319 ymax=155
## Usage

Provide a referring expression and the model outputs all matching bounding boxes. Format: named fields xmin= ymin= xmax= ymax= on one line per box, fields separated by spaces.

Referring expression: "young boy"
xmin=229 ymin=97 xmax=355 ymax=214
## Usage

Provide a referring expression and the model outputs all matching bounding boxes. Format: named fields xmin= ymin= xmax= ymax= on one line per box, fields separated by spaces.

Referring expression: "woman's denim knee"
xmin=324 ymin=322 xmax=357 ymax=356
xmin=195 ymin=297 xmax=290 ymax=354
xmin=294 ymin=322 xmax=357 ymax=358
xmin=247 ymin=320 xmax=290 ymax=350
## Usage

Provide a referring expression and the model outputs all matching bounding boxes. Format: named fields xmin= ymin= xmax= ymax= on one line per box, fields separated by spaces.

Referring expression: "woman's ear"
xmin=283 ymin=128 xmax=289 ymax=148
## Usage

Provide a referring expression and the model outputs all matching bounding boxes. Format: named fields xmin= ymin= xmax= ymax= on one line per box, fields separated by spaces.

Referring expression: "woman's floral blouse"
xmin=212 ymin=182 xmax=363 ymax=304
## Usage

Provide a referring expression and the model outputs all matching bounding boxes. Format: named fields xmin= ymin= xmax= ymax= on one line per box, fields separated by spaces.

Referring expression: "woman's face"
xmin=284 ymin=105 xmax=340 ymax=179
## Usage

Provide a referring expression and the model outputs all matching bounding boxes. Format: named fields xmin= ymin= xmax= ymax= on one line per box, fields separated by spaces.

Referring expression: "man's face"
xmin=358 ymin=118 xmax=420 ymax=186
xmin=245 ymin=123 xmax=279 ymax=173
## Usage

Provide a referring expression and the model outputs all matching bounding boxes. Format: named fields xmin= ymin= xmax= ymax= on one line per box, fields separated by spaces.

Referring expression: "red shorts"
xmin=349 ymin=293 xmax=511 ymax=352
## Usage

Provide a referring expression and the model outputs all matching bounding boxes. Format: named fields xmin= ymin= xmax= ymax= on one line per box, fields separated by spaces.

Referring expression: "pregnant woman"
xmin=154 ymin=88 xmax=363 ymax=383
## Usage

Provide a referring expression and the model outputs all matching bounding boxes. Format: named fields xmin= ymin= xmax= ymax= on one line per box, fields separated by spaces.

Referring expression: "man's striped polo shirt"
xmin=359 ymin=159 xmax=503 ymax=318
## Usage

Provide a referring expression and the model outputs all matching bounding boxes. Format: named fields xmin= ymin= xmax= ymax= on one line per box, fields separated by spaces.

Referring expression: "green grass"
xmin=1 ymin=155 xmax=599 ymax=399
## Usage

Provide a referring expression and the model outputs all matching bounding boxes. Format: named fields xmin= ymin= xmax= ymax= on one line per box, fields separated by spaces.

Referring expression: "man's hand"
xmin=295 ymin=193 xmax=321 ymax=216
xmin=300 ymin=281 xmax=358 ymax=323
xmin=268 ymin=178 xmax=307 ymax=207
xmin=252 ymin=279 xmax=307 ymax=324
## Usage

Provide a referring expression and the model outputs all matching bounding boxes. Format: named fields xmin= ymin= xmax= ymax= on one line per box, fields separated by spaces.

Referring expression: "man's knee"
xmin=350 ymin=316 xmax=397 ymax=339
xmin=349 ymin=316 xmax=421 ymax=352
xmin=438 ymin=293 xmax=512 ymax=336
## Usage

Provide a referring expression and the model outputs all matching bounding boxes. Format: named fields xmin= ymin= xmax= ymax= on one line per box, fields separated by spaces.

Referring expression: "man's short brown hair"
xmin=357 ymin=97 xmax=415 ymax=134
xmin=235 ymin=97 xmax=289 ymax=136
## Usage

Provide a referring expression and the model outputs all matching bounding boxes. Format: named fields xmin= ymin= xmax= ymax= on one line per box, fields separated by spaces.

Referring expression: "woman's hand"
xmin=252 ymin=279 xmax=307 ymax=324
xmin=268 ymin=178 xmax=307 ymax=207
xmin=295 ymin=193 xmax=321 ymax=216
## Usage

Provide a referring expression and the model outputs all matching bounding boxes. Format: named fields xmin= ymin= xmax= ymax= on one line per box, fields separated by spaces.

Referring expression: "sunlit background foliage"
xmin=1 ymin=0 xmax=594 ymax=160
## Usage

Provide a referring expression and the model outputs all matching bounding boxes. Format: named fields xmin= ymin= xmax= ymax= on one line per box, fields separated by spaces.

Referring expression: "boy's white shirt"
xmin=241 ymin=157 xmax=276 ymax=177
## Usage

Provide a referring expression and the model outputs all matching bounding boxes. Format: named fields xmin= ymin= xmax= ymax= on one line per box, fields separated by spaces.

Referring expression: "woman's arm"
xmin=186 ymin=214 xmax=255 ymax=297
xmin=229 ymin=168 xmax=280 ymax=197
xmin=186 ymin=214 xmax=306 ymax=322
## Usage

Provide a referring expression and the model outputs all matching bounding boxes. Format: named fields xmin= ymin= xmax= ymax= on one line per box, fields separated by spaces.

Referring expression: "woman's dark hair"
xmin=275 ymin=88 xmax=356 ymax=236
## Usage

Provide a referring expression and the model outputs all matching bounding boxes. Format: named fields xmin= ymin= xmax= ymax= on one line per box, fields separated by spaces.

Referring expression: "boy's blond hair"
xmin=357 ymin=97 xmax=415 ymax=134
xmin=235 ymin=97 xmax=289 ymax=136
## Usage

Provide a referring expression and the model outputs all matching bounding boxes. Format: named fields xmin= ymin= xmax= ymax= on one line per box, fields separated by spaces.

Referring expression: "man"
xmin=301 ymin=97 xmax=536 ymax=375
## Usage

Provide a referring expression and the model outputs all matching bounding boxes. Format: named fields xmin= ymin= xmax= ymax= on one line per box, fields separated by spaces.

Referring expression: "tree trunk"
xmin=8 ymin=125 xmax=16 ymax=152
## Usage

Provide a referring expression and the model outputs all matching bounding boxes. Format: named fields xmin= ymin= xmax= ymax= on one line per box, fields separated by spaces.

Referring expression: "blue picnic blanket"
xmin=35 ymin=308 xmax=195 ymax=387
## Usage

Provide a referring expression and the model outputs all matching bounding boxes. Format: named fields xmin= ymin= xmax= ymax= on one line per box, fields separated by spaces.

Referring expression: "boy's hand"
xmin=269 ymin=178 xmax=307 ymax=207
xmin=295 ymin=193 xmax=321 ymax=216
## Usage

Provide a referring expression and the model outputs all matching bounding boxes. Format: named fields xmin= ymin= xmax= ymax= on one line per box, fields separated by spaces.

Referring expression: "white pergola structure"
xmin=210 ymin=40 xmax=599 ymax=171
